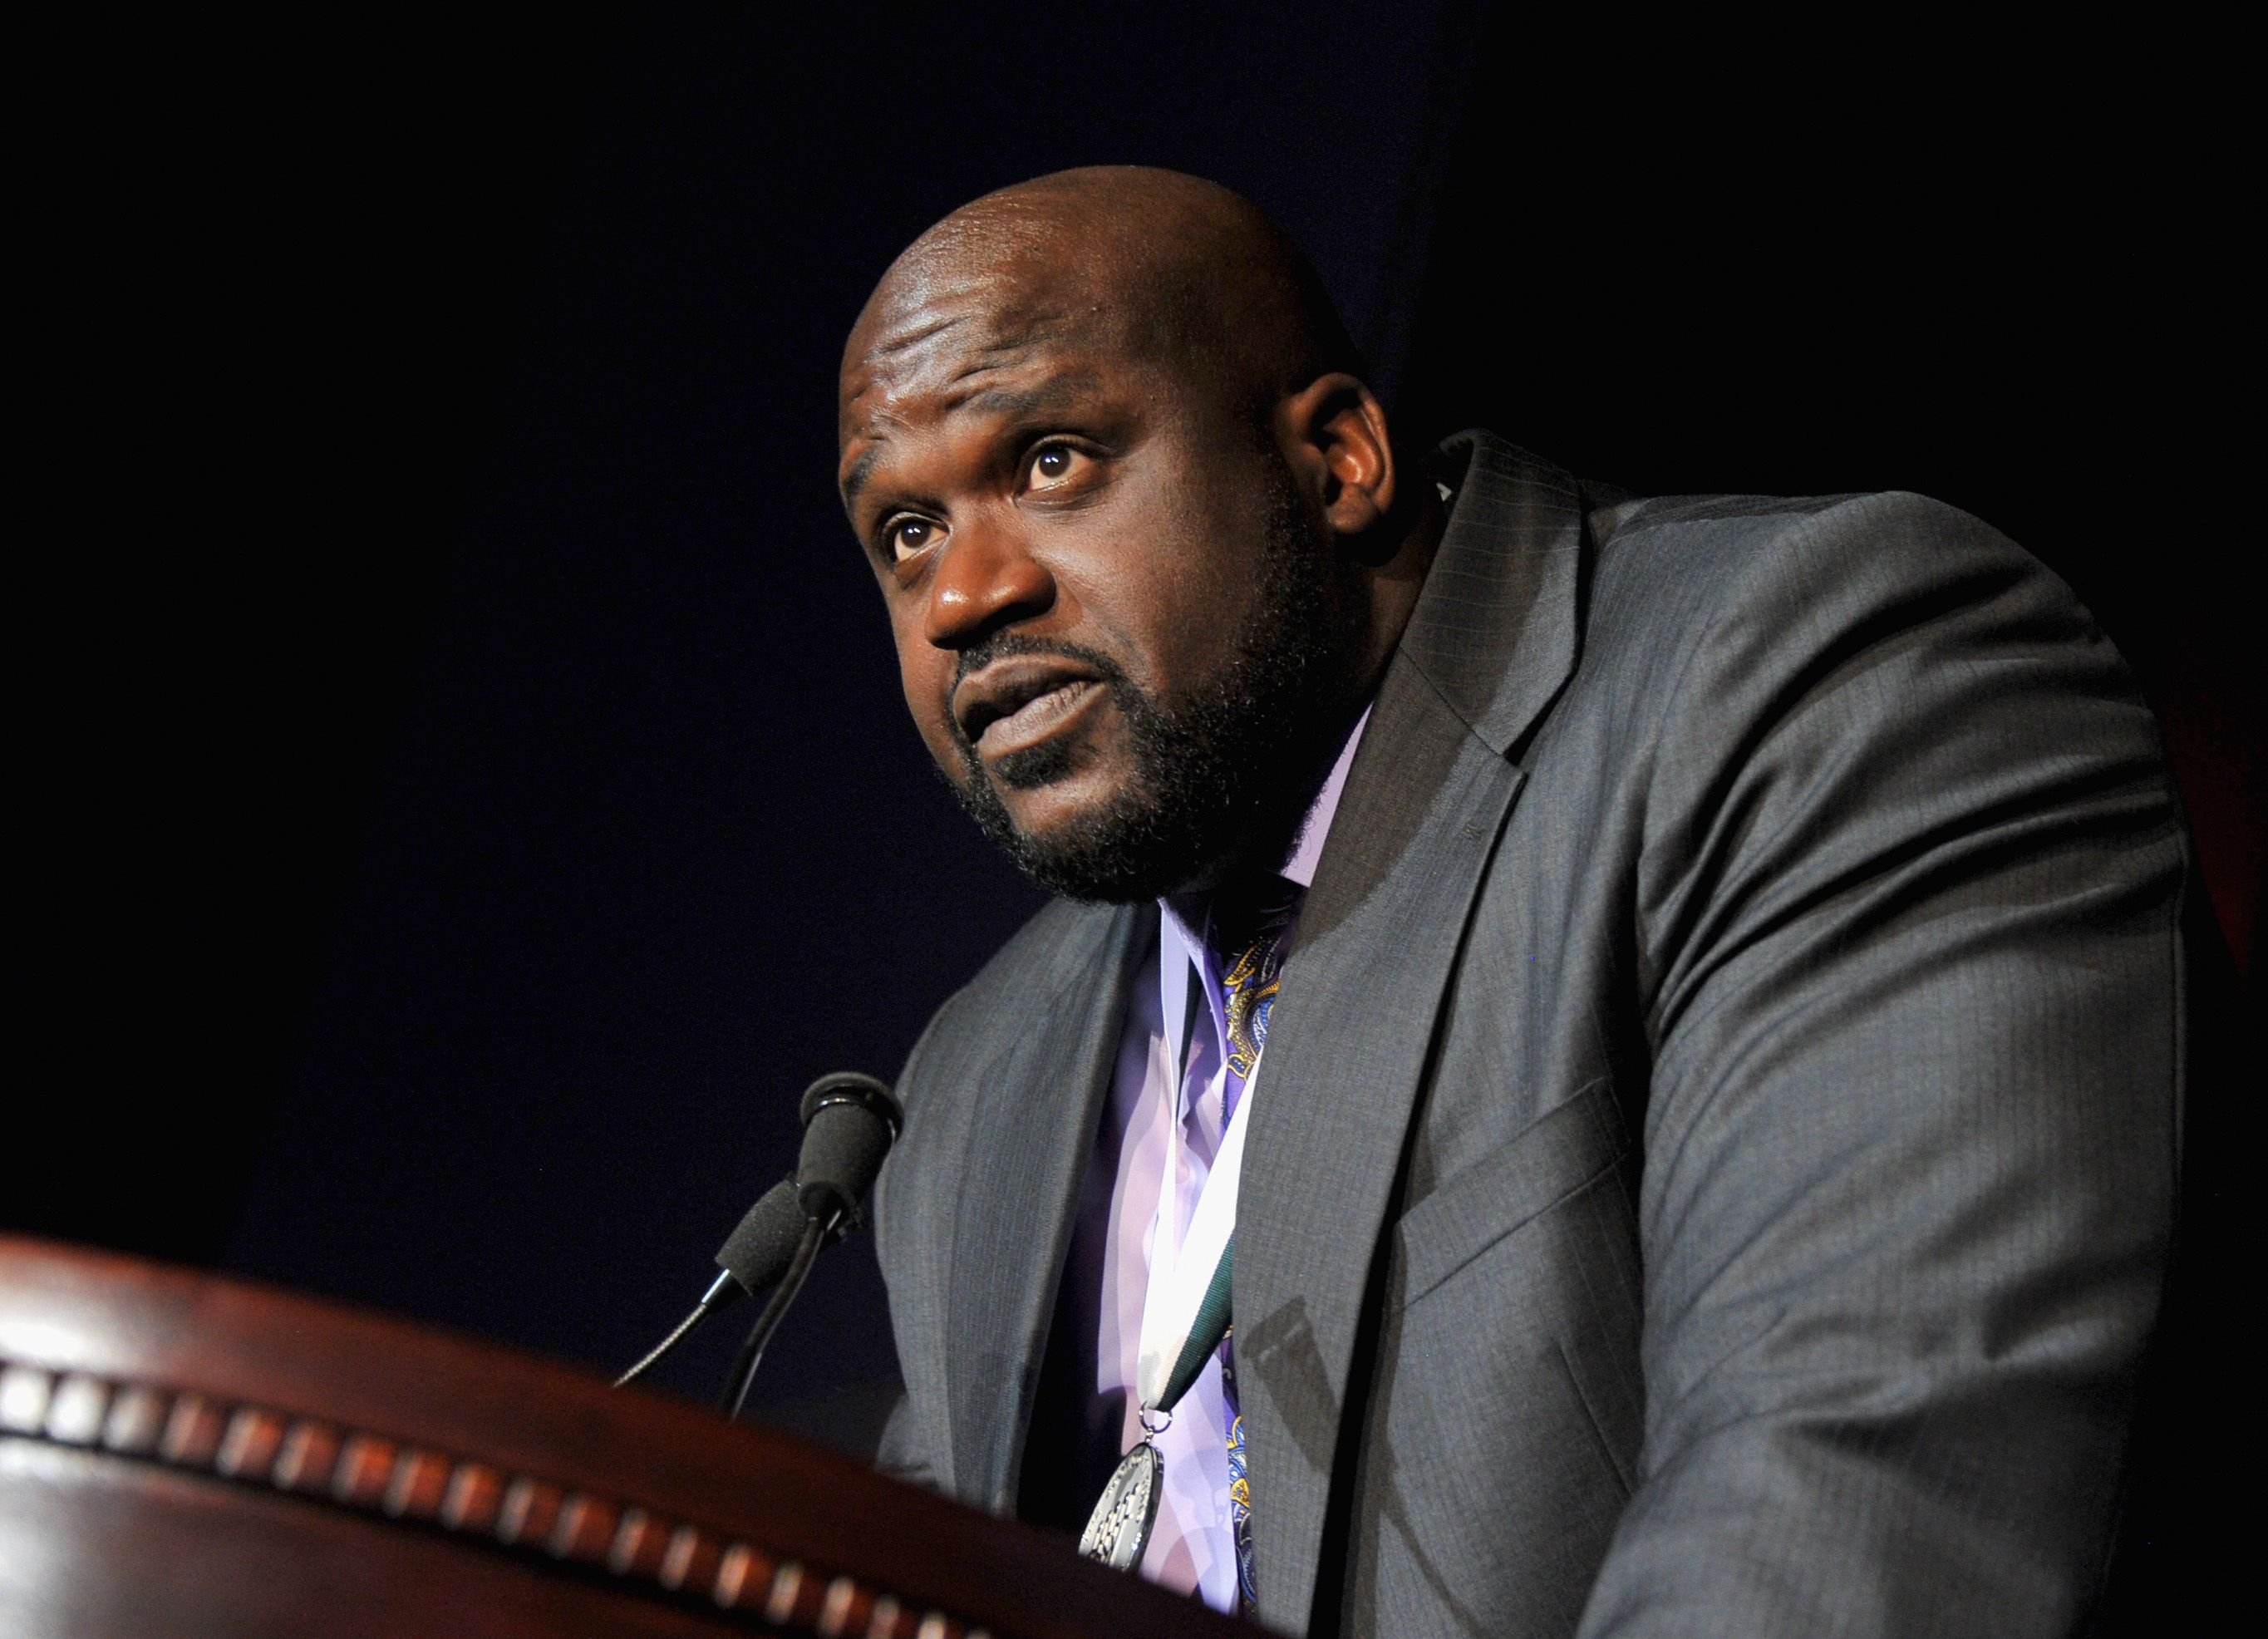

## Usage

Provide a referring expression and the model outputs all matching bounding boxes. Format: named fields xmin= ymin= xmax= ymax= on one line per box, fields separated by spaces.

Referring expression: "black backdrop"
xmin=21 ymin=6 xmax=2253 ymax=1459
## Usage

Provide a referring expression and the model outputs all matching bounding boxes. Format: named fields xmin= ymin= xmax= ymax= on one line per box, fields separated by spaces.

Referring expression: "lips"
xmin=954 ymin=656 xmax=1105 ymax=758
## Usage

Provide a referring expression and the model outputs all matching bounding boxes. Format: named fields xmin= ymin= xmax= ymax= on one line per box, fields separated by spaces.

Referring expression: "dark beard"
xmin=944 ymin=463 xmax=1368 ymax=902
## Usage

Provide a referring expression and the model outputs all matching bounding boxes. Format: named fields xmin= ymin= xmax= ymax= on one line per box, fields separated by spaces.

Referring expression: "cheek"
xmin=1065 ymin=504 xmax=1245 ymax=686
xmin=1114 ymin=533 xmax=1262 ymax=687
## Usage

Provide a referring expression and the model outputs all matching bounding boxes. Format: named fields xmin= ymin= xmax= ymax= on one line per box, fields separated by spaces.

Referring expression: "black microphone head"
xmin=795 ymin=1071 xmax=903 ymax=1224
xmin=714 ymin=1177 xmax=806 ymax=1299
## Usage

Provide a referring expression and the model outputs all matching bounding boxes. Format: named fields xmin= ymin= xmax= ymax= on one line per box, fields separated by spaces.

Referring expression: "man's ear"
xmin=1276 ymin=373 xmax=1397 ymax=552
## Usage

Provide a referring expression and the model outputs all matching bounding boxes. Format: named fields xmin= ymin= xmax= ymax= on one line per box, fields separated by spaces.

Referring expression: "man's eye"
xmin=888 ymin=517 xmax=938 ymax=561
xmin=1030 ymin=444 xmax=1081 ymax=486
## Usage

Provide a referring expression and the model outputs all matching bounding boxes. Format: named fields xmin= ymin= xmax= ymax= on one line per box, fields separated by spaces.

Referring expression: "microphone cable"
xmin=720 ymin=1213 xmax=831 ymax=1419
xmin=615 ymin=1302 xmax=711 ymax=1389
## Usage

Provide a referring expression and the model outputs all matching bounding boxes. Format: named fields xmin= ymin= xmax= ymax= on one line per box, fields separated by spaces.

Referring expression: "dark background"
xmin=22 ymin=5 xmax=2254 ymax=1459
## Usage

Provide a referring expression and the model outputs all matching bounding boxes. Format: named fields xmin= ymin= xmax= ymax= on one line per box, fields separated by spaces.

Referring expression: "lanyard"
xmin=1133 ymin=1054 xmax=1256 ymax=1417
xmin=1080 ymin=1009 xmax=1261 ymax=1572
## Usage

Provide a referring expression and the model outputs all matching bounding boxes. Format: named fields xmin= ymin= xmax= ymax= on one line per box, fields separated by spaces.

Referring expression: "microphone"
xmin=613 ymin=1072 xmax=902 ymax=1396
xmin=715 ymin=1178 xmax=809 ymax=1300
xmin=717 ymin=1072 xmax=902 ymax=1418
xmin=794 ymin=1071 xmax=903 ymax=1224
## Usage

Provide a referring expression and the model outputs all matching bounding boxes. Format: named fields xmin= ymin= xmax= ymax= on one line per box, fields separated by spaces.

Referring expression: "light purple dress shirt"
xmin=1080 ymin=710 xmax=1368 ymax=1612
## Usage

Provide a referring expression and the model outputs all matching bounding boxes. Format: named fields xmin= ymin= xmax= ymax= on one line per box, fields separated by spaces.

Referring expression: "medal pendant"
xmin=1078 ymin=1440 xmax=1164 ymax=1571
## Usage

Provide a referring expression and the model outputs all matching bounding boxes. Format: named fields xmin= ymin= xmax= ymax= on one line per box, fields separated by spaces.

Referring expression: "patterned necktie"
xmin=1211 ymin=875 xmax=1301 ymax=1132
xmin=1208 ymin=874 xmax=1300 ymax=1620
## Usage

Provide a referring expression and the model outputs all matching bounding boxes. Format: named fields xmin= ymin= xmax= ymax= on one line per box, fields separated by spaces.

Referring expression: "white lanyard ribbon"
xmin=1134 ymin=1056 xmax=1257 ymax=1411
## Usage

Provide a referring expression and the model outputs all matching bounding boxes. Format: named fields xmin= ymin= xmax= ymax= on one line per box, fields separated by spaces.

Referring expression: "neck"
xmin=1350 ymin=487 xmax=1445 ymax=696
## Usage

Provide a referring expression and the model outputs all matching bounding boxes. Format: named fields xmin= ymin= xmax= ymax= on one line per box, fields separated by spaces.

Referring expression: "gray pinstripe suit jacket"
xmin=870 ymin=431 xmax=2187 ymax=1637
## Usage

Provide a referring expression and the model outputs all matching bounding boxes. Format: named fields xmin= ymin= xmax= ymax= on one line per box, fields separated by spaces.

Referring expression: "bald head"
xmin=842 ymin=167 xmax=1360 ymax=443
xmin=836 ymin=167 xmax=1434 ymax=900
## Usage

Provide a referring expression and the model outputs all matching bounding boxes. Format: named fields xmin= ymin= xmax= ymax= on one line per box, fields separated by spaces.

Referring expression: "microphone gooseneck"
xmin=613 ymin=1071 xmax=902 ymax=1395
xmin=613 ymin=1299 xmax=713 ymax=1389
xmin=716 ymin=1071 xmax=903 ymax=1420
xmin=720 ymin=1214 xmax=829 ymax=1417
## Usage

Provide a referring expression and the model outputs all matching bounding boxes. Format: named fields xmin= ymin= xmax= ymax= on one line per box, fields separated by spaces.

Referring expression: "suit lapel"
xmin=1400 ymin=431 xmax=1587 ymax=758
xmin=1236 ymin=436 xmax=1587 ymax=1629
xmin=942 ymin=902 xmax=1151 ymax=1510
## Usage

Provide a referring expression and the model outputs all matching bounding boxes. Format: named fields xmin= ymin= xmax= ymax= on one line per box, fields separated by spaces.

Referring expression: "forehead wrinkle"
xmin=848 ymin=345 xmax=1104 ymax=444
xmin=853 ymin=277 xmax=1097 ymax=379
xmin=867 ymin=309 xmax=970 ymax=359
xmin=858 ymin=284 xmax=1081 ymax=362
xmin=848 ymin=328 xmax=1023 ymax=418
xmin=947 ymin=368 xmax=1104 ymax=417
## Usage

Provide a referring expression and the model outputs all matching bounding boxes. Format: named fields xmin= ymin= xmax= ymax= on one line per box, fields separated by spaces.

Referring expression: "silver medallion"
xmin=1078 ymin=1441 xmax=1164 ymax=1571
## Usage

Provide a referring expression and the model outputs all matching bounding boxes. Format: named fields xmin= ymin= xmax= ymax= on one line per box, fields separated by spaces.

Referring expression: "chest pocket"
xmin=1393 ymin=1075 xmax=1631 ymax=1310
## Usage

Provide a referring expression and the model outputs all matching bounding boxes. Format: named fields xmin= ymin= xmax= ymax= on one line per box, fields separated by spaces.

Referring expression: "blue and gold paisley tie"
xmin=1208 ymin=875 xmax=1301 ymax=1619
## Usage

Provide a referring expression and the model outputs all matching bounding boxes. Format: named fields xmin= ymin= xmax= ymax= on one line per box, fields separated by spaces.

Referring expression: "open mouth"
xmin=955 ymin=659 xmax=1106 ymax=759
xmin=981 ymin=679 xmax=1095 ymax=750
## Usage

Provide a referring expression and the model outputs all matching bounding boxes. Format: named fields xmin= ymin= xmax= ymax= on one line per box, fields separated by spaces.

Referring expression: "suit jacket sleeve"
xmin=1577 ymin=494 xmax=2185 ymax=1637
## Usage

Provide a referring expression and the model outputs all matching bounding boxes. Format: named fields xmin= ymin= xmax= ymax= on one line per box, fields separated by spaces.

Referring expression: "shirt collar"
xmin=1158 ymin=704 xmax=1372 ymax=1075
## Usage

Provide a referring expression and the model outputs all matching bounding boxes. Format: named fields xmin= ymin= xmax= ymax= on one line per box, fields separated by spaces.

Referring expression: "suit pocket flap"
xmin=1396 ymin=1076 xmax=1627 ymax=1307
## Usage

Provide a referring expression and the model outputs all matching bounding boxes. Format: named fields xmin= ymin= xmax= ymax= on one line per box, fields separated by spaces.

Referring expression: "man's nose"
xmin=922 ymin=516 xmax=1053 ymax=649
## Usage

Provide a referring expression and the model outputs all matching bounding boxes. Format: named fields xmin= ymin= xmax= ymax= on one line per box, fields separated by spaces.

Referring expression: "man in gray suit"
xmin=839 ymin=167 xmax=2185 ymax=1635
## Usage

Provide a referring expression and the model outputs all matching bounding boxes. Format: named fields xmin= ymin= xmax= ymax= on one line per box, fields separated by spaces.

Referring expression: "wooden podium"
xmin=0 ymin=1238 xmax=1242 ymax=1637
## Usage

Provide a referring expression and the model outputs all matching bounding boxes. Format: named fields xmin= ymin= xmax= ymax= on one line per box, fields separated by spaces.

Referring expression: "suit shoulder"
xmin=899 ymin=896 xmax=1129 ymax=1087
xmin=1598 ymin=486 xmax=2043 ymax=572
xmin=1598 ymin=487 xmax=2029 ymax=573
xmin=956 ymin=895 xmax=1126 ymax=1014
xmin=1587 ymin=487 xmax=2099 ymax=652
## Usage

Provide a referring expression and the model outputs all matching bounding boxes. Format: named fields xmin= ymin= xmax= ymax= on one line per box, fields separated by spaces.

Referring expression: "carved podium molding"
xmin=0 ymin=1239 xmax=1238 ymax=1639
xmin=0 ymin=1355 xmax=967 ymax=1637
